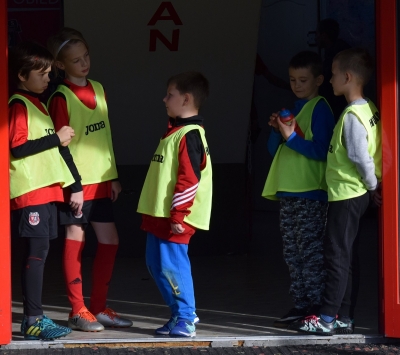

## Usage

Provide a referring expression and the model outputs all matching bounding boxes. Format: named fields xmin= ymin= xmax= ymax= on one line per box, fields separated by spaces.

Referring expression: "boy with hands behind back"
xmin=138 ymin=72 xmax=212 ymax=338
xmin=293 ymin=48 xmax=382 ymax=335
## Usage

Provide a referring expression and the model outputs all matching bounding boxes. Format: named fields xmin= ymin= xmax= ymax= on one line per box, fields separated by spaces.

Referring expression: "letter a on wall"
xmin=147 ymin=2 xmax=183 ymax=25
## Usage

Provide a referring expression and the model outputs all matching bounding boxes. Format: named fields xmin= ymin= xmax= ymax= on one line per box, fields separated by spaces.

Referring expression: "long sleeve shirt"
xmin=9 ymin=90 xmax=82 ymax=210
xmin=48 ymin=79 xmax=113 ymax=201
xmin=267 ymin=98 xmax=335 ymax=201
xmin=141 ymin=115 xmax=207 ymax=244
xmin=343 ymin=98 xmax=378 ymax=191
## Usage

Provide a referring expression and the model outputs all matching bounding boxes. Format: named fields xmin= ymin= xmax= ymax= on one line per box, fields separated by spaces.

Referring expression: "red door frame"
xmin=0 ymin=0 xmax=399 ymax=345
xmin=0 ymin=0 xmax=12 ymax=345
xmin=376 ymin=0 xmax=400 ymax=338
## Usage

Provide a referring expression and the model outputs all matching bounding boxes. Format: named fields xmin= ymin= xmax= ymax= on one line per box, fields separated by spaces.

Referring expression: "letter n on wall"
xmin=149 ymin=29 xmax=180 ymax=51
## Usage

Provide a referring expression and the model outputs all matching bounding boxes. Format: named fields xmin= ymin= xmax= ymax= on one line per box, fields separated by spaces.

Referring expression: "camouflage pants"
xmin=280 ymin=197 xmax=328 ymax=310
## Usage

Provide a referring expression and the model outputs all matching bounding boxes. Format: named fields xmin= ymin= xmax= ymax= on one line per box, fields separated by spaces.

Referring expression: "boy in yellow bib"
xmin=262 ymin=51 xmax=335 ymax=328
xmin=138 ymin=72 xmax=212 ymax=337
xmin=293 ymin=48 xmax=382 ymax=335
xmin=8 ymin=41 xmax=79 ymax=340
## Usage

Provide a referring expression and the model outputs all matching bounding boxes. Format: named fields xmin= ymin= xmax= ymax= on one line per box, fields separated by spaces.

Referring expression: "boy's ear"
xmin=344 ymin=71 xmax=352 ymax=83
xmin=183 ymin=93 xmax=193 ymax=106
xmin=55 ymin=61 xmax=65 ymax=70
xmin=17 ymin=71 xmax=27 ymax=82
xmin=316 ymin=74 xmax=324 ymax=86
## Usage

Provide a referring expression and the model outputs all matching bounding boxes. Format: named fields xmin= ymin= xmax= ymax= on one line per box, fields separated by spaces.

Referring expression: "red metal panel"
xmin=0 ymin=0 xmax=11 ymax=345
xmin=376 ymin=0 xmax=400 ymax=337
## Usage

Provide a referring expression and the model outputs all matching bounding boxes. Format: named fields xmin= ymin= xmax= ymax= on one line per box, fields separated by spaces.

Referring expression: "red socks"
xmin=89 ymin=243 xmax=118 ymax=315
xmin=63 ymin=239 xmax=85 ymax=315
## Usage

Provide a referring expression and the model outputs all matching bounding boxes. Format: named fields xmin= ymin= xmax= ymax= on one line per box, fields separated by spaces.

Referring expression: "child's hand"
xmin=277 ymin=117 xmax=296 ymax=140
xmin=171 ymin=223 xmax=185 ymax=234
xmin=111 ymin=180 xmax=122 ymax=202
xmin=268 ymin=112 xmax=280 ymax=131
xmin=370 ymin=182 xmax=382 ymax=207
xmin=60 ymin=138 xmax=72 ymax=147
xmin=57 ymin=126 xmax=75 ymax=146
xmin=70 ymin=191 xmax=83 ymax=216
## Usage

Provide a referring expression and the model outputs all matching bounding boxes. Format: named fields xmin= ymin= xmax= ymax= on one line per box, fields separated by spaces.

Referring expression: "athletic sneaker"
xmin=335 ymin=315 xmax=354 ymax=334
xmin=290 ymin=314 xmax=336 ymax=336
xmin=193 ymin=311 xmax=200 ymax=324
xmin=155 ymin=315 xmax=200 ymax=335
xmin=95 ymin=308 xmax=133 ymax=328
xmin=169 ymin=319 xmax=196 ymax=337
xmin=21 ymin=315 xmax=71 ymax=336
xmin=155 ymin=316 xmax=178 ymax=335
xmin=24 ymin=316 xmax=72 ymax=340
xmin=68 ymin=306 xmax=104 ymax=332
xmin=273 ymin=307 xmax=307 ymax=328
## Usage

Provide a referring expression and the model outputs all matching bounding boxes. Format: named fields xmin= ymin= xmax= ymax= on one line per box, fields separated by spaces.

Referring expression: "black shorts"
xmin=58 ymin=198 xmax=114 ymax=226
xmin=12 ymin=202 xmax=58 ymax=239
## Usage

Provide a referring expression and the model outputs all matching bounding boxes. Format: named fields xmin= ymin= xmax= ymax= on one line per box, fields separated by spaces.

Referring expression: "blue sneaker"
xmin=193 ymin=313 xmax=200 ymax=324
xmin=155 ymin=314 xmax=200 ymax=335
xmin=24 ymin=316 xmax=72 ymax=340
xmin=169 ymin=319 xmax=196 ymax=337
xmin=155 ymin=316 xmax=178 ymax=335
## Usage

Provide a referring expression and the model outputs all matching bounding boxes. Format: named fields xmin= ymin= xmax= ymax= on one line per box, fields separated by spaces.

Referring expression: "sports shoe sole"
xmin=24 ymin=332 xmax=71 ymax=341
xmin=170 ymin=331 xmax=196 ymax=337
xmin=68 ymin=319 xmax=104 ymax=332
xmin=297 ymin=328 xmax=335 ymax=336
xmin=335 ymin=326 xmax=354 ymax=334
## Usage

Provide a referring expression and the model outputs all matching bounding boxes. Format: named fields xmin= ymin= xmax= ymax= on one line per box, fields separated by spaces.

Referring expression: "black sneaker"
xmin=273 ymin=308 xmax=307 ymax=328
xmin=335 ymin=315 xmax=354 ymax=334
xmin=290 ymin=314 xmax=336 ymax=336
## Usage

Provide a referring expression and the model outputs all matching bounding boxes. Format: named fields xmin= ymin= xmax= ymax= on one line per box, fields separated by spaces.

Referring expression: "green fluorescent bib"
xmin=327 ymin=101 xmax=382 ymax=201
xmin=137 ymin=125 xmax=212 ymax=230
xmin=9 ymin=95 xmax=74 ymax=199
xmin=49 ymin=80 xmax=118 ymax=185
xmin=262 ymin=96 xmax=329 ymax=200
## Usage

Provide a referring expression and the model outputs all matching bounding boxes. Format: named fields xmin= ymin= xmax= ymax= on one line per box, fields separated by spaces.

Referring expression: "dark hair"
xmin=289 ymin=51 xmax=323 ymax=77
xmin=317 ymin=18 xmax=340 ymax=42
xmin=8 ymin=41 xmax=53 ymax=85
xmin=167 ymin=71 xmax=209 ymax=109
xmin=334 ymin=48 xmax=373 ymax=85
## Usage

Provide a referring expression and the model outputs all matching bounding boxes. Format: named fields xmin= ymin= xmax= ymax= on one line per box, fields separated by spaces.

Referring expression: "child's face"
xmin=17 ymin=66 xmax=51 ymax=94
xmin=330 ymin=60 xmax=347 ymax=96
xmin=56 ymin=41 xmax=90 ymax=80
xmin=163 ymin=84 xmax=186 ymax=118
xmin=289 ymin=67 xmax=323 ymax=100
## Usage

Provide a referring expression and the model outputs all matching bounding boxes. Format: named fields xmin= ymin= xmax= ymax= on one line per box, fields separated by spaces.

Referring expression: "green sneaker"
xmin=24 ymin=316 xmax=72 ymax=340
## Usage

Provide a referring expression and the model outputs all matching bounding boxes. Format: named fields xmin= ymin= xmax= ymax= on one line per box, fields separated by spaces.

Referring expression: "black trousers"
xmin=21 ymin=237 xmax=50 ymax=316
xmin=319 ymin=192 xmax=370 ymax=318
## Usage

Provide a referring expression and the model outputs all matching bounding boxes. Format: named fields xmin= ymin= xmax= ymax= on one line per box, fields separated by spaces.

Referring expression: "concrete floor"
xmin=9 ymin=208 xmax=380 ymax=345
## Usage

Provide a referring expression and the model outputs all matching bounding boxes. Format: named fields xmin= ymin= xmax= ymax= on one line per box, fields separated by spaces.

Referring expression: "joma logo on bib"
xmin=45 ymin=128 xmax=55 ymax=135
xmin=85 ymin=121 xmax=106 ymax=135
